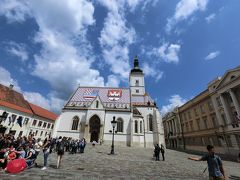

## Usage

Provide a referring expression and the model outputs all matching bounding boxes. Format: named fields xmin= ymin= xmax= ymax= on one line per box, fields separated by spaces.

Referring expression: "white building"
xmin=0 ymin=84 xmax=57 ymax=139
xmin=53 ymin=57 xmax=164 ymax=147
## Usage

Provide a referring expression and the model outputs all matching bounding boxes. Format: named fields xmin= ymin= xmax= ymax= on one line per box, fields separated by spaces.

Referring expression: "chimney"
xmin=9 ymin=84 xmax=14 ymax=90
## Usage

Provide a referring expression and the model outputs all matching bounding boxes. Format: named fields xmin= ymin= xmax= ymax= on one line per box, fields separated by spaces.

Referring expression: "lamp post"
xmin=110 ymin=116 xmax=117 ymax=155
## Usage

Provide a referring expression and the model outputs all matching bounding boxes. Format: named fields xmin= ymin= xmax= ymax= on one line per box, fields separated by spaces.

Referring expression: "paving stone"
xmin=0 ymin=145 xmax=239 ymax=179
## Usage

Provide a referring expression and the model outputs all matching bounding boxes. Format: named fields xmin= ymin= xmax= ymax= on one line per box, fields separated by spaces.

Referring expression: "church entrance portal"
xmin=89 ymin=115 xmax=101 ymax=142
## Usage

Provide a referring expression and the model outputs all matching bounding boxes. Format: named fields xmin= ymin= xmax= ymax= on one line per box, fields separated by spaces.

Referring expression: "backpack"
xmin=58 ymin=142 xmax=64 ymax=152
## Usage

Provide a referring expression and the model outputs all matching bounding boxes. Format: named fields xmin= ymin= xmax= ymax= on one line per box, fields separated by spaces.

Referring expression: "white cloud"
xmin=166 ymin=0 xmax=209 ymax=33
xmin=6 ymin=41 xmax=28 ymax=62
xmin=142 ymin=63 xmax=163 ymax=82
xmin=0 ymin=0 xmax=30 ymax=23
xmin=99 ymin=1 xmax=136 ymax=81
xmin=150 ymin=43 xmax=181 ymax=63
xmin=205 ymin=13 xmax=215 ymax=23
xmin=160 ymin=95 xmax=187 ymax=115
xmin=0 ymin=66 xmax=21 ymax=92
xmin=205 ymin=51 xmax=220 ymax=60
xmin=106 ymin=75 xmax=120 ymax=87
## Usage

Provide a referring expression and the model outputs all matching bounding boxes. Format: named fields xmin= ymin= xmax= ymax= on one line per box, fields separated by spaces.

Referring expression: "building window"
xmin=148 ymin=114 xmax=153 ymax=131
xmin=47 ymin=123 xmax=51 ymax=129
xmin=32 ymin=120 xmax=37 ymax=126
xmin=216 ymin=97 xmax=222 ymax=107
xmin=194 ymin=108 xmax=198 ymax=116
xmin=190 ymin=121 xmax=194 ymax=131
xmin=51 ymin=124 xmax=54 ymax=129
xmin=43 ymin=122 xmax=47 ymax=128
xmin=71 ymin=116 xmax=79 ymax=130
xmin=18 ymin=131 xmax=23 ymax=137
xmin=211 ymin=114 xmax=217 ymax=128
xmin=96 ymin=100 xmax=99 ymax=108
xmin=135 ymin=120 xmax=138 ymax=133
xmin=196 ymin=119 xmax=201 ymax=130
xmin=188 ymin=111 xmax=192 ymax=119
xmin=117 ymin=118 xmax=123 ymax=132
xmin=140 ymin=121 xmax=143 ymax=133
xmin=38 ymin=121 xmax=42 ymax=127
xmin=186 ymin=122 xmax=189 ymax=132
xmin=136 ymin=89 xmax=139 ymax=93
xmin=40 ymin=131 xmax=43 ymax=136
xmin=203 ymin=116 xmax=208 ymax=129
xmin=200 ymin=105 xmax=205 ymax=114
xmin=226 ymin=135 xmax=233 ymax=147
xmin=35 ymin=130 xmax=38 ymax=136
xmin=45 ymin=132 xmax=48 ymax=137
xmin=24 ymin=118 xmax=29 ymax=125
xmin=221 ymin=114 xmax=227 ymax=125
xmin=208 ymin=101 xmax=214 ymax=111
xmin=11 ymin=114 xmax=17 ymax=123
xmin=135 ymin=80 xmax=139 ymax=86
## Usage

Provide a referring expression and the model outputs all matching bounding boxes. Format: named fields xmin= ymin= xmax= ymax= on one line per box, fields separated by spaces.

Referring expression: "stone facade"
xmin=163 ymin=66 xmax=240 ymax=156
xmin=53 ymin=57 xmax=164 ymax=147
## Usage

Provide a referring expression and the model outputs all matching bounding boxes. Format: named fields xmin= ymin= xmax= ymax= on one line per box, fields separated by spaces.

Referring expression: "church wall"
xmin=53 ymin=109 xmax=87 ymax=138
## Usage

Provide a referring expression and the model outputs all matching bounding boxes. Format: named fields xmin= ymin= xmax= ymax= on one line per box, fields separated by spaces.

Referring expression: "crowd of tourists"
xmin=0 ymin=133 xmax=86 ymax=173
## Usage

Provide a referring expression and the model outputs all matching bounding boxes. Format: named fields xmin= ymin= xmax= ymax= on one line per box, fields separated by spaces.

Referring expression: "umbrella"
xmin=6 ymin=159 xmax=27 ymax=174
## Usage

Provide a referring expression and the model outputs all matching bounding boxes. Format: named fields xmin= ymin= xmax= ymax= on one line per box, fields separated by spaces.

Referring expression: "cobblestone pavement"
xmin=1 ymin=145 xmax=240 ymax=180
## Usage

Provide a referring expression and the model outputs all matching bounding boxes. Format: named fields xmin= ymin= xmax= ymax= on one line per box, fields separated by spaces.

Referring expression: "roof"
xmin=29 ymin=103 xmax=58 ymax=121
xmin=67 ymin=87 xmax=131 ymax=109
xmin=0 ymin=100 xmax=33 ymax=115
xmin=0 ymin=84 xmax=58 ymax=120
xmin=133 ymin=107 xmax=143 ymax=117
xmin=131 ymin=93 xmax=155 ymax=106
xmin=0 ymin=84 xmax=33 ymax=115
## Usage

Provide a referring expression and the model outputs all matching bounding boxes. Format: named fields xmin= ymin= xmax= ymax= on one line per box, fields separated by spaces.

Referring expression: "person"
xmin=188 ymin=145 xmax=225 ymax=180
xmin=80 ymin=138 xmax=86 ymax=153
xmin=42 ymin=138 xmax=51 ymax=170
xmin=25 ymin=144 xmax=36 ymax=168
xmin=154 ymin=144 xmax=161 ymax=161
xmin=160 ymin=144 xmax=165 ymax=161
xmin=56 ymin=136 xmax=65 ymax=168
xmin=34 ymin=139 xmax=42 ymax=166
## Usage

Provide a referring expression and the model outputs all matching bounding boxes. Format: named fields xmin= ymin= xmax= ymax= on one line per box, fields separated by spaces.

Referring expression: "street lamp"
xmin=110 ymin=116 xmax=117 ymax=155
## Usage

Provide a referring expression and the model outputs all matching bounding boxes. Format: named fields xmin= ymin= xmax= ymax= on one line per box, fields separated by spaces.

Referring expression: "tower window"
xmin=136 ymin=89 xmax=139 ymax=93
xmin=135 ymin=80 xmax=139 ymax=86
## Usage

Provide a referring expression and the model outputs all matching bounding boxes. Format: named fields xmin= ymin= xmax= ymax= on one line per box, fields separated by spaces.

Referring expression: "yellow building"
xmin=163 ymin=66 xmax=240 ymax=156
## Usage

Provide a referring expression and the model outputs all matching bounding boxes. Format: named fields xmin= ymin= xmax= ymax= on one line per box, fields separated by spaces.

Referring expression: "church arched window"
xmin=71 ymin=116 xmax=79 ymax=130
xmin=140 ymin=121 xmax=143 ymax=133
xmin=96 ymin=100 xmax=99 ymax=108
xmin=117 ymin=118 xmax=123 ymax=132
xmin=135 ymin=120 xmax=138 ymax=133
xmin=148 ymin=114 xmax=153 ymax=131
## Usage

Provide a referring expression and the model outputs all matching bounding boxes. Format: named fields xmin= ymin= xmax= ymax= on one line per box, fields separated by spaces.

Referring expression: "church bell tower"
xmin=129 ymin=56 xmax=145 ymax=96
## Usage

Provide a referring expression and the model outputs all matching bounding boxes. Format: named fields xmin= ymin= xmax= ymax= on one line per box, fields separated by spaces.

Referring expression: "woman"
xmin=42 ymin=138 xmax=51 ymax=170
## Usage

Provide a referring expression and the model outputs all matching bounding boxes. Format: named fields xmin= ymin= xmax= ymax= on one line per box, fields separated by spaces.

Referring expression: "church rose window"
xmin=117 ymin=118 xmax=123 ymax=132
xmin=71 ymin=116 xmax=79 ymax=130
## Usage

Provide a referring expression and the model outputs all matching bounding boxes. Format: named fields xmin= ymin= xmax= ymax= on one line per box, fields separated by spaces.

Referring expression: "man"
xmin=160 ymin=144 xmax=165 ymax=161
xmin=188 ymin=145 xmax=225 ymax=180
xmin=154 ymin=144 xmax=161 ymax=161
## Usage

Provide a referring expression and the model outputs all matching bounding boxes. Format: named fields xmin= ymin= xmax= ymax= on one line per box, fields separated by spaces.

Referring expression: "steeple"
xmin=129 ymin=55 xmax=145 ymax=95
xmin=130 ymin=55 xmax=143 ymax=74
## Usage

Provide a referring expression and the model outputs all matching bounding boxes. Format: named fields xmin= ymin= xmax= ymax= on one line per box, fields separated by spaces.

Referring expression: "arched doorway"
xmin=89 ymin=115 xmax=101 ymax=142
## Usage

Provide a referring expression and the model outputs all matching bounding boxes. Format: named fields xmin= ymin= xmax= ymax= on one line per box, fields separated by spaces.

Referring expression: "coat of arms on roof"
xmin=83 ymin=89 xmax=99 ymax=100
xmin=108 ymin=89 xmax=122 ymax=101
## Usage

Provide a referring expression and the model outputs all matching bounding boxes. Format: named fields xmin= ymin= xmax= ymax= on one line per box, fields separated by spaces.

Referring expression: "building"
xmin=53 ymin=57 xmax=164 ymax=147
xmin=0 ymin=84 xmax=58 ymax=139
xmin=163 ymin=66 xmax=240 ymax=156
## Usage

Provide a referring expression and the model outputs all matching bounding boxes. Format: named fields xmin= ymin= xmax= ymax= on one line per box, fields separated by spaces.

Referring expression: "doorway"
xmin=89 ymin=115 xmax=101 ymax=142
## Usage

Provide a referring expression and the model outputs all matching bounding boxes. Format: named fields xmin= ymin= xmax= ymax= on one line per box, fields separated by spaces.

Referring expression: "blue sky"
xmin=0 ymin=0 xmax=240 ymax=114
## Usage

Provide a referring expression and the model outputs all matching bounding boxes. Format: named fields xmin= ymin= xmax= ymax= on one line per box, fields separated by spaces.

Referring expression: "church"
xmin=53 ymin=57 xmax=164 ymax=147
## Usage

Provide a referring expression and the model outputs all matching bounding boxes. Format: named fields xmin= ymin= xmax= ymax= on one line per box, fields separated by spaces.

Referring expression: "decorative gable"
xmin=216 ymin=67 xmax=240 ymax=90
xmin=89 ymin=96 xmax=104 ymax=109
